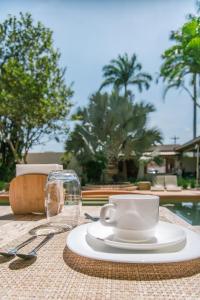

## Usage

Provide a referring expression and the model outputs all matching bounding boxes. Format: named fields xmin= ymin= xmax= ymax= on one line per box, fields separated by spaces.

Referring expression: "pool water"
xmin=163 ymin=202 xmax=200 ymax=225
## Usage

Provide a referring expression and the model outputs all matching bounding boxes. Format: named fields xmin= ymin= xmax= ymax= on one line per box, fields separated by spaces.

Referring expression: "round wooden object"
xmin=9 ymin=174 xmax=48 ymax=214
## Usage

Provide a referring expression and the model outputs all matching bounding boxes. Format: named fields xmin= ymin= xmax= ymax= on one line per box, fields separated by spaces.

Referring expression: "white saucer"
xmin=87 ymin=221 xmax=186 ymax=250
xmin=66 ymin=223 xmax=200 ymax=264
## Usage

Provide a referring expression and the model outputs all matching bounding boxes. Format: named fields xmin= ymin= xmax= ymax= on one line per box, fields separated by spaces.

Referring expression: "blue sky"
xmin=0 ymin=0 xmax=197 ymax=152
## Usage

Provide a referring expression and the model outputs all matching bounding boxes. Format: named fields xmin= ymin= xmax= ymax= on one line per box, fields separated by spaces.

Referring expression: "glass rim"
xmin=49 ymin=169 xmax=76 ymax=174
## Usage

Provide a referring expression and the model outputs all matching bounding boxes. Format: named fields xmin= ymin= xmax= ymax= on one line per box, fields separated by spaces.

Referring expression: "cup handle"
xmin=100 ymin=203 xmax=116 ymax=226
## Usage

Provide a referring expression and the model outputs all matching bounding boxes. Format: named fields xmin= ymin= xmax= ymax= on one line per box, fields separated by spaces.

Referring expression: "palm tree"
xmin=99 ymin=53 xmax=152 ymax=97
xmin=65 ymin=92 xmax=162 ymax=182
xmin=160 ymin=17 xmax=200 ymax=139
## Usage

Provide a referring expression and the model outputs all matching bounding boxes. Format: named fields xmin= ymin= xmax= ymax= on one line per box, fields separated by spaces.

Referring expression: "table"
xmin=0 ymin=206 xmax=200 ymax=300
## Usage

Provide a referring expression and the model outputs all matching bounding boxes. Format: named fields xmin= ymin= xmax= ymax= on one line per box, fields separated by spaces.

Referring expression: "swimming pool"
xmin=163 ymin=202 xmax=200 ymax=225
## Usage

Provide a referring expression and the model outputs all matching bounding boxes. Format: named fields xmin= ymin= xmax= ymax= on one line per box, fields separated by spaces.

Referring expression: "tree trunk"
xmin=6 ymin=139 xmax=20 ymax=163
xmin=124 ymin=83 xmax=127 ymax=97
xmin=22 ymin=152 xmax=28 ymax=164
xmin=193 ymin=73 xmax=197 ymax=139
xmin=104 ymin=158 xmax=118 ymax=183
xmin=137 ymin=160 xmax=145 ymax=180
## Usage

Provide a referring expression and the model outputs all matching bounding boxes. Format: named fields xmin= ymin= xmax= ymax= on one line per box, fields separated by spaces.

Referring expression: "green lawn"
xmin=82 ymin=199 xmax=107 ymax=206
xmin=0 ymin=198 xmax=108 ymax=206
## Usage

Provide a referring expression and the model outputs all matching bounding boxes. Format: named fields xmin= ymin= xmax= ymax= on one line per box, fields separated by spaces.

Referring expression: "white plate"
xmin=66 ymin=223 xmax=200 ymax=264
xmin=87 ymin=221 xmax=186 ymax=250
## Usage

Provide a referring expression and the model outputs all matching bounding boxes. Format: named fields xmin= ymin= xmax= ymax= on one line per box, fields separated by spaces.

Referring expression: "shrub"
xmin=182 ymin=179 xmax=188 ymax=189
xmin=178 ymin=178 xmax=188 ymax=189
xmin=190 ymin=179 xmax=196 ymax=189
xmin=0 ymin=181 xmax=6 ymax=191
xmin=112 ymin=174 xmax=125 ymax=183
xmin=84 ymin=160 xmax=106 ymax=183
xmin=177 ymin=178 xmax=184 ymax=187
xmin=178 ymin=177 xmax=196 ymax=189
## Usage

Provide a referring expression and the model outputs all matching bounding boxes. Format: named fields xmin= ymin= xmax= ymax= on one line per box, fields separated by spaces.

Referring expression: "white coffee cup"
xmin=100 ymin=194 xmax=159 ymax=241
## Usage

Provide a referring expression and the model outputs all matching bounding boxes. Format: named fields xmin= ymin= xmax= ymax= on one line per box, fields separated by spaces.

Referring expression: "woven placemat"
xmin=0 ymin=211 xmax=200 ymax=299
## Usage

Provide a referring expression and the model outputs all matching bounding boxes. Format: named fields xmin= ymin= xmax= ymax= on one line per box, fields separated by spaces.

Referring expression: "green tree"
xmin=0 ymin=122 xmax=24 ymax=179
xmin=160 ymin=16 xmax=200 ymax=139
xmin=99 ymin=53 xmax=152 ymax=97
xmin=0 ymin=13 xmax=73 ymax=177
xmin=65 ymin=92 xmax=162 ymax=182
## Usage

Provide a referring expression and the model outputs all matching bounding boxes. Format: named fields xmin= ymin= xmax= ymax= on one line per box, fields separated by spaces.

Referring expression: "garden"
xmin=1 ymin=10 xmax=200 ymax=189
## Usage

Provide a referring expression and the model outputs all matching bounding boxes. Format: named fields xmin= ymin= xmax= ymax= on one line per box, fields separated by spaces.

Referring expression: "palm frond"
xmin=100 ymin=53 xmax=152 ymax=95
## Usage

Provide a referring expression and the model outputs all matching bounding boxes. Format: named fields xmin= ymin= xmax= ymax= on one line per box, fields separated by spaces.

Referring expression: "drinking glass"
xmin=44 ymin=170 xmax=81 ymax=234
